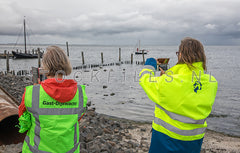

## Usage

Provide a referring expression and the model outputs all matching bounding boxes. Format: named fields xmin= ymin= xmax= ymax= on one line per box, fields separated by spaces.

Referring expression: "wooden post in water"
xmin=131 ymin=53 xmax=133 ymax=64
xmin=142 ymin=50 xmax=145 ymax=65
xmin=119 ymin=48 xmax=121 ymax=62
xmin=101 ymin=52 xmax=104 ymax=64
xmin=81 ymin=51 xmax=85 ymax=65
xmin=4 ymin=50 xmax=7 ymax=55
xmin=6 ymin=52 xmax=9 ymax=73
xmin=38 ymin=48 xmax=41 ymax=68
xmin=66 ymin=42 xmax=69 ymax=57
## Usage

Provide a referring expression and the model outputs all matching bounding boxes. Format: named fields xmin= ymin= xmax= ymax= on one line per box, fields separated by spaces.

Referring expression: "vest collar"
xmin=167 ymin=62 xmax=204 ymax=75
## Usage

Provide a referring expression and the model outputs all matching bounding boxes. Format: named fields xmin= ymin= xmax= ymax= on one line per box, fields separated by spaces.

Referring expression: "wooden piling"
xmin=101 ymin=52 xmax=104 ymax=64
xmin=142 ymin=50 xmax=145 ymax=65
xmin=6 ymin=52 xmax=9 ymax=73
xmin=81 ymin=51 xmax=85 ymax=65
xmin=131 ymin=53 xmax=133 ymax=64
xmin=4 ymin=50 xmax=7 ymax=55
xmin=38 ymin=48 xmax=41 ymax=68
xmin=66 ymin=42 xmax=69 ymax=57
xmin=119 ymin=48 xmax=121 ymax=62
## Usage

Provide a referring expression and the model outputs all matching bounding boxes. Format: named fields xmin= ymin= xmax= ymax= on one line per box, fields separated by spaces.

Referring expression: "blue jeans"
xmin=149 ymin=128 xmax=203 ymax=153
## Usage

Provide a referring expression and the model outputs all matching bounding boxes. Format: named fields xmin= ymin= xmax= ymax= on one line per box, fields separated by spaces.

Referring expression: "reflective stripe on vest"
xmin=155 ymin=104 xmax=206 ymax=124
xmin=154 ymin=117 xmax=206 ymax=136
xmin=139 ymin=71 xmax=154 ymax=78
xmin=25 ymin=85 xmax=85 ymax=153
xmin=139 ymin=65 xmax=155 ymax=78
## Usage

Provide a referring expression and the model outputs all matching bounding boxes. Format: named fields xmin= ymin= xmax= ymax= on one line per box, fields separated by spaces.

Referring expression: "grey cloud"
xmin=0 ymin=0 xmax=240 ymax=45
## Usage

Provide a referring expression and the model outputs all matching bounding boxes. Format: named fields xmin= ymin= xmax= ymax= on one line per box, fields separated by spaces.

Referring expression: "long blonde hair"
xmin=177 ymin=37 xmax=207 ymax=70
xmin=42 ymin=46 xmax=72 ymax=76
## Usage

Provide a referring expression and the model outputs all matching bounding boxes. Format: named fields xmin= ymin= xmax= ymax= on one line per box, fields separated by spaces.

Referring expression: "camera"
xmin=32 ymin=67 xmax=48 ymax=84
xmin=157 ymin=58 xmax=170 ymax=71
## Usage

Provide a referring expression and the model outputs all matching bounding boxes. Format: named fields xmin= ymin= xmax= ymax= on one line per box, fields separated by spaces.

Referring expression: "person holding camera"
xmin=139 ymin=37 xmax=218 ymax=153
xmin=18 ymin=46 xmax=87 ymax=153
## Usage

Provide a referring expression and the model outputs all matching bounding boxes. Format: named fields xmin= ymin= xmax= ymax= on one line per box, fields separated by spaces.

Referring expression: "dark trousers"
xmin=149 ymin=128 xmax=203 ymax=153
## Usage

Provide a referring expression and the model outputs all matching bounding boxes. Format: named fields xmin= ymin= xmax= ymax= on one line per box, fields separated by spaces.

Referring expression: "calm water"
xmin=0 ymin=44 xmax=240 ymax=137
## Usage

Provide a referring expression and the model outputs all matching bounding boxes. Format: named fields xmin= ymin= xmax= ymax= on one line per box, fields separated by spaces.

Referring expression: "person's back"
xmin=139 ymin=37 xmax=218 ymax=153
xmin=18 ymin=46 xmax=87 ymax=153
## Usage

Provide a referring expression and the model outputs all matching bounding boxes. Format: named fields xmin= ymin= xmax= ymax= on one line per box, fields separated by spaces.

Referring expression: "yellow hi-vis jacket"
xmin=139 ymin=62 xmax=218 ymax=141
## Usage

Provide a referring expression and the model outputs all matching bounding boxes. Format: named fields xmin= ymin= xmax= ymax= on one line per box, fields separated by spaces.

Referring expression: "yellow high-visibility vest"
xmin=139 ymin=62 xmax=218 ymax=141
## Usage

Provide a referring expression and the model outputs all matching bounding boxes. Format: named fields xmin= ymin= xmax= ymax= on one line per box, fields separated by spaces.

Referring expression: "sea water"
xmin=0 ymin=44 xmax=239 ymax=137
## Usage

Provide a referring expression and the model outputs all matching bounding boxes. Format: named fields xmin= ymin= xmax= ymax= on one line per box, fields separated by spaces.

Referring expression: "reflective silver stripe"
xmin=74 ymin=123 xmax=77 ymax=144
xmin=77 ymin=85 xmax=86 ymax=119
xmin=144 ymin=65 xmax=155 ymax=71
xmin=155 ymin=104 xmax=206 ymax=124
xmin=154 ymin=117 xmax=206 ymax=136
xmin=66 ymin=142 xmax=80 ymax=153
xmin=25 ymin=135 xmax=79 ymax=153
xmin=25 ymin=84 xmax=84 ymax=152
xmin=32 ymin=85 xmax=41 ymax=151
xmin=28 ymin=85 xmax=85 ymax=116
xmin=25 ymin=135 xmax=50 ymax=153
xmin=139 ymin=71 xmax=154 ymax=78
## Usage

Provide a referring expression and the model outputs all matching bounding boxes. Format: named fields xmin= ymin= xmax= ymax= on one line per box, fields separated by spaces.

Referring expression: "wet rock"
xmin=108 ymin=141 xmax=116 ymax=147
xmin=125 ymin=133 xmax=132 ymax=139
xmin=87 ymin=143 xmax=101 ymax=153
xmin=80 ymin=142 xmax=86 ymax=149
xmin=103 ymin=85 xmax=107 ymax=89
xmin=140 ymin=140 xmax=149 ymax=148
xmin=200 ymin=148 xmax=206 ymax=153
xmin=114 ymin=129 xmax=119 ymax=133
xmin=110 ymin=93 xmax=115 ymax=96
xmin=87 ymin=101 xmax=91 ymax=107
xmin=95 ymin=127 xmax=103 ymax=135
xmin=141 ymin=137 xmax=148 ymax=141
xmin=103 ymin=94 xmax=108 ymax=96
xmin=103 ymin=128 xmax=112 ymax=134
xmin=80 ymin=149 xmax=88 ymax=153
xmin=87 ymin=110 xmax=96 ymax=117
xmin=100 ymin=143 xmax=110 ymax=152
xmin=83 ymin=130 xmax=94 ymax=142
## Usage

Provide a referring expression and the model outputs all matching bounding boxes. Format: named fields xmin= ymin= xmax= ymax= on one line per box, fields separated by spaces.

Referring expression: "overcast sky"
xmin=0 ymin=0 xmax=240 ymax=45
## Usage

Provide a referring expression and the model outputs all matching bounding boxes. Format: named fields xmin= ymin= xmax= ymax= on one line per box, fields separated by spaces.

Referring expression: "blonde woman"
xmin=140 ymin=38 xmax=218 ymax=153
xmin=18 ymin=46 xmax=87 ymax=153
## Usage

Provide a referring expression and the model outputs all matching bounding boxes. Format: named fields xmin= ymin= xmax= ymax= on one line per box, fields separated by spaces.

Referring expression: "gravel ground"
xmin=0 ymin=75 xmax=240 ymax=153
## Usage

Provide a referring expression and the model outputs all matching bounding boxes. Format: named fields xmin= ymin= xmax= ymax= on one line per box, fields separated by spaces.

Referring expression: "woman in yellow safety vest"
xmin=139 ymin=37 xmax=218 ymax=153
xmin=18 ymin=46 xmax=87 ymax=153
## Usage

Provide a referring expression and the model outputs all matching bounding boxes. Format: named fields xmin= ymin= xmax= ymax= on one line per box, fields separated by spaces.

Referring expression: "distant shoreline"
xmin=1 ymin=43 xmax=240 ymax=47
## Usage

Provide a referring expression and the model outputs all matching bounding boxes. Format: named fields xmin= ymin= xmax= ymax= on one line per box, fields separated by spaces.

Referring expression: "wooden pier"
xmin=0 ymin=52 xmax=13 ymax=59
xmin=0 ymin=46 xmax=170 ymax=76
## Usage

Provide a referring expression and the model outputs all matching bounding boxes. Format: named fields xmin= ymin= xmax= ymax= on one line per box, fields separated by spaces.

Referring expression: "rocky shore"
xmin=0 ymin=74 xmax=32 ymax=104
xmin=0 ymin=75 xmax=240 ymax=153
